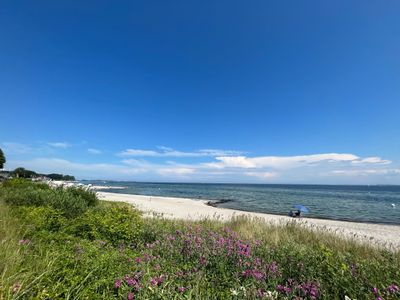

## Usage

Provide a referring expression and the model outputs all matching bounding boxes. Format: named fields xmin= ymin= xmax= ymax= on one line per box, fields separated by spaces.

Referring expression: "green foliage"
xmin=11 ymin=167 xmax=37 ymax=178
xmin=0 ymin=179 xmax=98 ymax=217
xmin=1 ymin=177 xmax=50 ymax=189
xmin=16 ymin=206 xmax=67 ymax=233
xmin=46 ymin=173 xmax=75 ymax=181
xmin=66 ymin=185 xmax=98 ymax=207
xmin=68 ymin=203 xmax=143 ymax=245
xmin=0 ymin=148 xmax=5 ymax=169
xmin=5 ymin=166 xmax=75 ymax=181
xmin=0 ymin=181 xmax=399 ymax=299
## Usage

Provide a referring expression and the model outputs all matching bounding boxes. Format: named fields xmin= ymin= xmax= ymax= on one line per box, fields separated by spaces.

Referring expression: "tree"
xmin=12 ymin=167 xmax=37 ymax=179
xmin=46 ymin=173 xmax=75 ymax=181
xmin=0 ymin=148 xmax=5 ymax=169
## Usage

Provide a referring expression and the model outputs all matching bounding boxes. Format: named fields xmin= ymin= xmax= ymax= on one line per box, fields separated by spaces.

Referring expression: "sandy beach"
xmin=99 ymin=191 xmax=400 ymax=250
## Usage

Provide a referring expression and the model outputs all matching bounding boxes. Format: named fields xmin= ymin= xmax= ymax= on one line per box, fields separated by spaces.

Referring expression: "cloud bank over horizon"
xmin=1 ymin=142 xmax=399 ymax=185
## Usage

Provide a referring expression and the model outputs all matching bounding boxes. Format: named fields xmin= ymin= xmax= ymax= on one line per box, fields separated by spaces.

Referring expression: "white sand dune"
xmin=99 ymin=192 xmax=400 ymax=250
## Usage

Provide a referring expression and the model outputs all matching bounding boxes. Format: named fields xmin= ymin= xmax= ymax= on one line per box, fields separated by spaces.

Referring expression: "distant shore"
xmin=99 ymin=191 xmax=400 ymax=249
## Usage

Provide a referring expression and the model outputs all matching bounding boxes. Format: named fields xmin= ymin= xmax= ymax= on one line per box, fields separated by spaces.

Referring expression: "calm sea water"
xmin=83 ymin=181 xmax=400 ymax=225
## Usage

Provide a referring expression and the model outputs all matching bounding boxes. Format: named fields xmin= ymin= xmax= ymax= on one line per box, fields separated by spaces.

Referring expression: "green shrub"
xmin=49 ymin=187 xmax=96 ymax=218
xmin=16 ymin=206 xmax=66 ymax=233
xmin=66 ymin=186 xmax=98 ymax=207
xmin=68 ymin=203 xmax=143 ymax=245
xmin=1 ymin=178 xmax=50 ymax=190
xmin=0 ymin=180 xmax=98 ymax=218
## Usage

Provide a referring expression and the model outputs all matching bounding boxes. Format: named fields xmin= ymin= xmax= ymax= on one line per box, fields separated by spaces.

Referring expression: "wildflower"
xmin=265 ymin=290 xmax=278 ymax=299
xmin=150 ymin=277 xmax=158 ymax=286
xmin=157 ymin=275 xmax=165 ymax=284
xmin=387 ymin=284 xmax=399 ymax=294
xmin=276 ymin=284 xmax=292 ymax=294
xmin=178 ymin=286 xmax=186 ymax=293
xmin=230 ymin=288 xmax=238 ymax=296
xmin=127 ymin=292 xmax=134 ymax=300
xmin=114 ymin=279 xmax=122 ymax=289
xmin=240 ymin=286 xmax=247 ymax=296
xmin=11 ymin=283 xmax=21 ymax=293
xmin=268 ymin=261 xmax=280 ymax=276
xmin=135 ymin=257 xmax=142 ymax=264
xmin=199 ymin=255 xmax=207 ymax=266
xmin=143 ymin=254 xmax=152 ymax=262
xmin=242 ymin=269 xmax=264 ymax=281
xmin=126 ymin=278 xmax=136 ymax=286
xmin=252 ymin=270 xmax=264 ymax=281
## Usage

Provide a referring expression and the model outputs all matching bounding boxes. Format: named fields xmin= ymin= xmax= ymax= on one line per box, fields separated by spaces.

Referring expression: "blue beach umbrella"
xmin=293 ymin=205 xmax=310 ymax=213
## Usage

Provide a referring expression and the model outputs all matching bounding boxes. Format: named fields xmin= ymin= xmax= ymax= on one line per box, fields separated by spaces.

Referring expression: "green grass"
xmin=0 ymin=179 xmax=399 ymax=299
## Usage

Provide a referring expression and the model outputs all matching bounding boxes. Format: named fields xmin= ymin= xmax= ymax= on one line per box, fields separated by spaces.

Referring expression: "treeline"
xmin=10 ymin=167 xmax=75 ymax=181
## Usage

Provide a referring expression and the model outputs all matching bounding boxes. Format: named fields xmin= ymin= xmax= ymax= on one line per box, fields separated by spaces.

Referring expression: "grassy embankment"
xmin=0 ymin=179 xmax=399 ymax=299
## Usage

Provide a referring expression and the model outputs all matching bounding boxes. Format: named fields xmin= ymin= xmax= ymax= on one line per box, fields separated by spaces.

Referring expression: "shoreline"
xmin=99 ymin=191 xmax=400 ymax=249
xmin=203 ymin=199 xmax=399 ymax=226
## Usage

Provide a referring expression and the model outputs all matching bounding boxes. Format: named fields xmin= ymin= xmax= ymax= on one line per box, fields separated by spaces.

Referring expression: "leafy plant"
xmin=0 ymin=179 xmax=98 ymax=218
xmin=67 ymin=203 xmax=143 ymax=245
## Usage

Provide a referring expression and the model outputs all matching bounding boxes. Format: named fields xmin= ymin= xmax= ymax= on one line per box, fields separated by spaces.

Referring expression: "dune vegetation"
xmin=0 ymin=179 xmax=399 ymax=299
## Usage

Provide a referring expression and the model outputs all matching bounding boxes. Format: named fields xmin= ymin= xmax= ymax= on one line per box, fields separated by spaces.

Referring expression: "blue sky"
xmin=1 ymin=1 xmax=400 ymax=184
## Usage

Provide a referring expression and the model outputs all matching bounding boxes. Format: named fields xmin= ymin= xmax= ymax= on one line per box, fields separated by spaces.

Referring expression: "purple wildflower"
xmin=150 ymin=277 xmax=158 ymax=286
xmin=126 ymin=278 xmax=135 ymax=286
xmin=387 ymin=284 xmax=399 ymax=294
xmin=199 ymin=255 xmax=207 ymax=266
xmin=114 ymin=279 xmax=122 ymax=289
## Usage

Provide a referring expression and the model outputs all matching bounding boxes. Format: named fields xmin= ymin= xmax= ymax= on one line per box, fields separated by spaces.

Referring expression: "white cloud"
xmin=119 ymin=149 xmax=159 ymax=156
xmin=197 ymin=149 xmax=244 ymax=156
xmin=332 ymin=169 xmax=400 ymax=176
xmin=244 ymin=171 xmax=278 ymax=179
xmin=121 ymin=158 xmax=197 ymax=177
xmin=47 ymin=142 xmax=71 ymax=149
xmin=7 ymin=158 xmax=144 ymax=179
xmin=351 ymin=156 xmax=391 ymax=165
xmin=88 ymin=148 xmax=102 ymax=154
xmin=118 ymin=147 xmax=243 ymax=157
xmin=4 ymin=148 xmax=398 ymax=184
xmin=157 ymin=168 xmax=196 ymax=176
xmin=206 ymin=153 xmax=361 ymax=170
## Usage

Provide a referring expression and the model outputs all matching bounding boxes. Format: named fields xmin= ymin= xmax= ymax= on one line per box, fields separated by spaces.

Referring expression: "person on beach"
xmin=288 ymin=210 xmax=301 ymax=218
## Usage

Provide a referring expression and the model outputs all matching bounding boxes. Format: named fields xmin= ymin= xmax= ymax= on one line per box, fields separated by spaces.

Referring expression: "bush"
xmin=0 ymin=180 xmax=98 ymax=218
xmin=49 ymin=187 xmax=98 ymax=218
xmin=16 ymin=206 xmax=66 ymax=233
xmin=1 ymin=178 xmax=50 ymax=190
xmin=66 ymin=186 xmax=98 ymax=207
xmin=68 ymin=203 xmax=143 ymax=245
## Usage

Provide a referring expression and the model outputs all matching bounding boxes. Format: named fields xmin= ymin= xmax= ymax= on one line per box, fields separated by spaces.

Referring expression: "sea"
xmin=82 ymin=181 xmax=400 ymax=225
